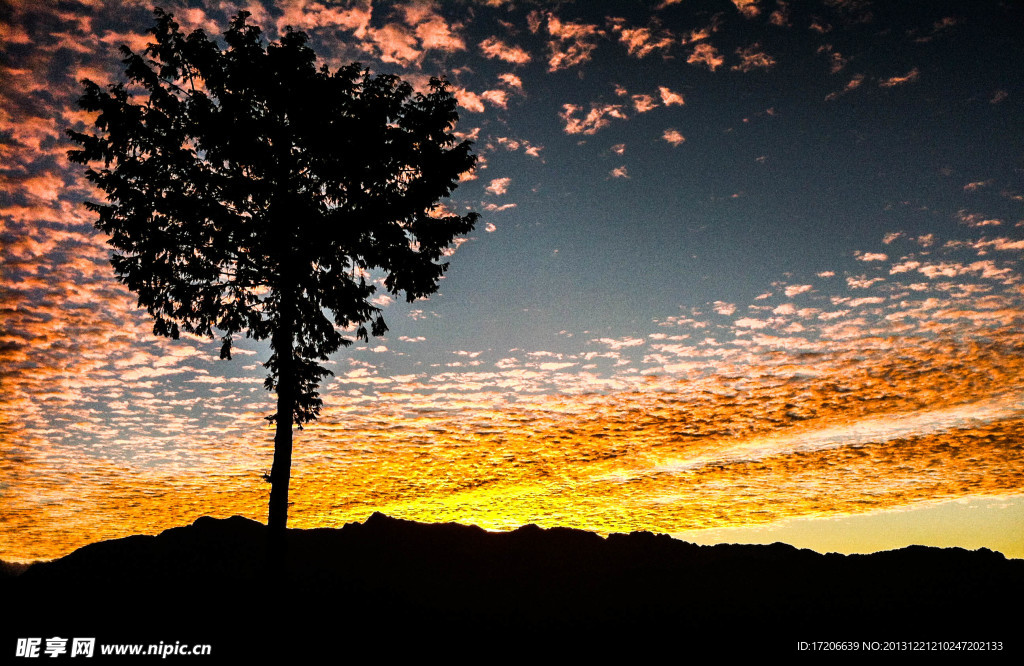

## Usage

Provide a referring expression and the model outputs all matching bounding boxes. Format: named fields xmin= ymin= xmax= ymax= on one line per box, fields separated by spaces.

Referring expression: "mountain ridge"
xmin=4 ymin=513 xmax=1020 ymax=658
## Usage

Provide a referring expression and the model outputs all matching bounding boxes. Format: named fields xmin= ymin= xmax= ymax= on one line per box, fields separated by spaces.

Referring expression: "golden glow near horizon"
xmin=5 ymin=321 xmax=1024 ymax=561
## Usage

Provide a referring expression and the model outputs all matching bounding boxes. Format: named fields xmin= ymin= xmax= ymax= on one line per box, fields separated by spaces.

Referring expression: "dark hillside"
xmin=4 ymin=514 xmax=1019 ymax=659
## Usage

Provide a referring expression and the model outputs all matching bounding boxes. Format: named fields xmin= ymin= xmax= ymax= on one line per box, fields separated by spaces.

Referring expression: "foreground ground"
xmin=3 ymin=513 xmax=1020 ymax=660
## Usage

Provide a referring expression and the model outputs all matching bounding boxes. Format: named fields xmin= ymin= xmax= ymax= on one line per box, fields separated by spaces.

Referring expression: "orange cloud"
xmin=825 ymin=73 xmax=865 ymax=101
xmin=493 ymin=136 xmax=543 ymax=159
xmin=732 ymin=43 xmax=776 ymax=72
xmin=479 ymin=36 xmax=531 ymax=64
xmin=560 ymin=103 xmax=628 ymax=135
xmin=480 ymin=89 xmax=509 ymax=109
xmin=732 ymin=0 xmax=761 ymax=18
xmin=769 ymin=2 xmax=791 ymax=27
xmin=658 ymin=86 xmax=684 ymax=106
xmin=275 ymin=0 xmax=373 ymax=36
xmin=542 ymin=12 xmax=603 ymax=72
xmin=817 ymin=44 xmax=847 ymax=73
xmin=611 ymin=23 xmax=674 ymax=58
xmin=364 ymin=23 xmax=421 ymax=65
xmin=403 ymin=4 xmax=465 ymax=52
xmin=497 ymin=72 xmax=523 ymax=91
xmin=485 ymin=177 xmax=511 ymax=196
xmin=452 ymin=86 xmax=485 ymax=113
xmin=631 ymin=94 xmax=657 ymax=113
xmin=483 ymin=203 xmax=515 ymax=213
xmin=687 ymin=43 xmax=723 ymax=71
xmin=662 ymin=129 xmax=685 ymax=146
xmin=957 ymin=210 xmax=1002 ymax=228
xmin=879 ymin=67 xmax=920 ymax=88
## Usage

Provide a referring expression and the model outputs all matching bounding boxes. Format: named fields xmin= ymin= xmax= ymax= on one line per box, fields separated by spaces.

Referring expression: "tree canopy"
xmin=68 ymin=9 xmax=478 ymax=529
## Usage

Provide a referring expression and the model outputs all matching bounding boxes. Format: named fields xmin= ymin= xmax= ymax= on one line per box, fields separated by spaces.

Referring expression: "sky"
xmin=2 ymin=0 xmax=1023 ymax=563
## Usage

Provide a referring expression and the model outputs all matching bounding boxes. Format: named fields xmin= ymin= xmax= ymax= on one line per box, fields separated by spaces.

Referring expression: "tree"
xmin=68 ymin=9 xmax=478 ymax=531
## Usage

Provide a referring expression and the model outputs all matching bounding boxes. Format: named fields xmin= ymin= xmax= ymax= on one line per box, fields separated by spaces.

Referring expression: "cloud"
xmin=491 ymin=136 xmax=514 ymax=150
xmin=889 ymin=260 xmax=1014 ymax=281
xmin=856 ymin=252 xmax=888 ymax=262
xmin=541 ymin=12 xmax=603 ymax=72
xmin=342 ymin=2 xmax=467 ymax=66
xmin=479 ymin=36 xmax=531 ymax=64
xmin=610 ymin=166 xmax=629 ymax=179
xmin=970 ymin=238 xmax=1024 ymax=252
xmin=483 ymin=203 xmax=515 ymax=212
xmin=713 ymin=301 xmax=737 ymax=316
xmin=480 ymin=89 xmax=509 ymax=109
xmin=784 ymin=284 xmax=814 ymax=297
xmin=560 ymin=103 xmax=628 ymax=135
xmin=363 ymin=23 xmax=422 ymax=65
xmin=817 ymin=44 xmax=847 ymax=73
xmin=879 ymin=68 xmax=920 ymax=88
xmin=957 ymin=210 xmax=1002 ymax=228
xmin=913 ymin=16 xmax=958 ymax=43
xmin=274 ymin=0 xmax=373 ymax=36
xmin=497 ymin=73 xmax=523 ymax=91
xmin=732 ymin=43 xmax=777 ymax=72
xmin=731 ymin=0 xmax=762 ymax=18
xmin=631 ymin=94 xmax=657 ymax=113
xmin=591 ymin=336 xmax=646 ymax=350
xmin=658 ymin=86 xmax=685 ymax=106
xmin=485 ymin=177 xmax=511 ymax=196
xmin=403 ymin=4 xmax=465 ymax=52
xmin=825 ymin=73 xmax=865 ymax=101
xmin=611 ymin=143 xmax=626 ymax=155
xmin=687 ymin=43 xmax=724 ymax=71
xmin=963 ymin=180 xmax=992 ymax=192
xmin=537 ymin=361 xmax=577 ymax=371
xmin=452 ymin=87 xmax=486 ymax=113
xmin=682 ymin=18 xmax=720 ymax=45
xmin=662 ymin=129 xmax=685 ymax=146
xmin=847 ymin=276 xmax=884 ymax=289
xmin=493 ymin=136 xmax=543 ymax=159
xmin=889 ymin=261 xmax=920 ymax=275
xmin=610 ymin=22 xmax=674 ymax=58
xmin=769 ymin=1 xmax=791 ymax=27
xmin=734 ymin=316 xmax=771 ymax=329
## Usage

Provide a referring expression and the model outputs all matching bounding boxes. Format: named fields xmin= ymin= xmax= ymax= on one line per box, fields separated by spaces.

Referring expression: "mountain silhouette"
xmin=4 ymin=514 xmax=1020 ymax=659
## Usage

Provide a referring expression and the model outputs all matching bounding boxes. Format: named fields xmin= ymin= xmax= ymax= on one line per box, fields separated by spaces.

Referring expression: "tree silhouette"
xmin=68 ymin=10 xmax=478 ymax=531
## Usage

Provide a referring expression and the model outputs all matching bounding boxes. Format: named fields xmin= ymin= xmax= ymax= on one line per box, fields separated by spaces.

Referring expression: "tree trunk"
xmin=268 ymin=131 xmax=297 ymax=536
xmin=268 ymin=291 xmax=296 ymax=533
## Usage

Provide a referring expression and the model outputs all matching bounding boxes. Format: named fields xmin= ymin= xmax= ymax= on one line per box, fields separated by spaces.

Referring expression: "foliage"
xmin=68 ymin=9 xmax=478 ymax=425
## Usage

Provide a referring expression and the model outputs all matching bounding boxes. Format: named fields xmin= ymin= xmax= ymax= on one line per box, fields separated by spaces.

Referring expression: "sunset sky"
xmin=3 ymin=0 xmax=1023 ymax=563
